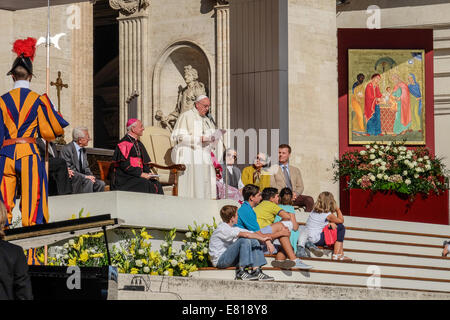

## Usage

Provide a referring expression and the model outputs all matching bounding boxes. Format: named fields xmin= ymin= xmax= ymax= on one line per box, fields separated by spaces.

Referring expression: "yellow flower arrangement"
xmin=68 ymin=258 xmax=77 ymax=266
xmin=42 ymin=221 xmax=217 ymax=278
xmin=200 ymin=230 xmax=209 ymax=240
xmin=79 ymin=250 xmax=89 ymax=262
xmin=130 ymin=268 xmax=139 ymax=274
xmin=38 ymin=253 xmax=45 ymax=264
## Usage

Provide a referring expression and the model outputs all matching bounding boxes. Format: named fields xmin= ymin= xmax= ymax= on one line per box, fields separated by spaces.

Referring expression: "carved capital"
xmin=109 ymin=0 xmax=150 ymax=16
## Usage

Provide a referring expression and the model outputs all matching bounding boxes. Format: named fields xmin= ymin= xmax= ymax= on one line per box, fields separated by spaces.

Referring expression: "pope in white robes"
xmin=171 ymin=95 xmax=223 ymax=199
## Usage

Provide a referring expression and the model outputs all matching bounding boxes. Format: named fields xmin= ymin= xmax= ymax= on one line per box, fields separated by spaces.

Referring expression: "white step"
xmin=342 ymin=239 xmax=443 ymax=256
xmin=263 ymin=257 xmax=450 ymax=280
xmin=345 ymin=229 xmax=448 ymax=247
xmin=307 ymin=249 xmax=450 ymax=269
xmin=192 ymin=268 xmax=450 ymax=293
xmin=295 ymin=212 xmax=450 ymax=236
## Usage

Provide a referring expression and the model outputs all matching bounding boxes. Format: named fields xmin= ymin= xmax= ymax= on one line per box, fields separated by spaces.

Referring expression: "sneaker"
xmin=305 ymin=241 xmax=324 ymax=257
xmin=291 ymin=259 xmax=313 ymax=270
xmin=332 ymin=254 xmax=353 ymax=262
xmin=271 ymin=259 xmax=296 ymax=270
xmin=252 ymin=268 xmax=274 ymax=281
xmin=296 ymin=246 xmax=310 ymax=258
xmin=235 ymin=269 xmax=258 ymax=281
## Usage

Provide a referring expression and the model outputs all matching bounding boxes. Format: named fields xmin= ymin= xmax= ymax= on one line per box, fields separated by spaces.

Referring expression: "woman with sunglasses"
xmin=241 ymin=153 xmax=272 ymax=192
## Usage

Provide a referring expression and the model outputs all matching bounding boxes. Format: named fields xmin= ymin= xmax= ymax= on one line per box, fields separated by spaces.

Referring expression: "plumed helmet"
xmin=7 ymin=37 xmax=37 ymax=76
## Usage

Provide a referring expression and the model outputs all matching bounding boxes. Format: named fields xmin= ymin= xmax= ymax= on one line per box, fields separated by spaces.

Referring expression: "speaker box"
xmin=28 ymin=265 xmax=118 ymax=300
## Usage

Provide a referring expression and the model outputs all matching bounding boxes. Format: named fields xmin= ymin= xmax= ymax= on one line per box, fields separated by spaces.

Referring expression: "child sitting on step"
xmin=274 ymin=187 xmax=301 ymax=255
xmin=208 ymin=205 xmax=274 ymax=281
xmin=443 ymin=241 xmax=449 ymax=257
xmin=299 ymin=191 xmax=352 ymax=261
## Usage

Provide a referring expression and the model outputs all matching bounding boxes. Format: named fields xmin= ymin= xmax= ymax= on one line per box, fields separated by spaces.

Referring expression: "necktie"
xmin=79 ymin=149 xmax=83 ymax=172
xmin=282 ymin=165 xmax=293 ymax=190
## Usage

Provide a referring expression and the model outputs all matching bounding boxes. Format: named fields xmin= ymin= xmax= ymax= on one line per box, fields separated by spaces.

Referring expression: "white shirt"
xmin=208 ymin=222 xmax=250 ymax=267
xmin=305 ymin=212 xmax=331 ymax=244
xmin=13 ymin=80 xmax=30 ymax=90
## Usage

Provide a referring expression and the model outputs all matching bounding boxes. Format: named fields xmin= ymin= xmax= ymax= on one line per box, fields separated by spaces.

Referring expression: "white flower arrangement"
xmin=334 ymin=142 xmax=449 ymax=197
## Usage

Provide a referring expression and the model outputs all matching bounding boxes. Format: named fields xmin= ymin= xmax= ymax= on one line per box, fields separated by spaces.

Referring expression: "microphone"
xmin=206 ymin=111 xmax=217 ymax=127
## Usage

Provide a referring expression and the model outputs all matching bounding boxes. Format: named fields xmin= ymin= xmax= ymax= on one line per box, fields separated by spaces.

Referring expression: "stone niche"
xmin=152 ymin=42 xmax=211 ymax=131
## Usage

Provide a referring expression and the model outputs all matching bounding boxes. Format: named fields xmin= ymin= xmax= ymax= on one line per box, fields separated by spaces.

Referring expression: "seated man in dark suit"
xmin=0 ymin=202 xmax=33 ymax=300
xmin=61 ymin=127 xmax=105 ymax=193
xmin=37 ymin=138 xmax=74 ymax=196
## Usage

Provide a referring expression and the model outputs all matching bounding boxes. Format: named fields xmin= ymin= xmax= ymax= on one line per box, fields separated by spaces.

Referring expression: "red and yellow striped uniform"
xmin=0 ymin=87 xmax=69 ymax=232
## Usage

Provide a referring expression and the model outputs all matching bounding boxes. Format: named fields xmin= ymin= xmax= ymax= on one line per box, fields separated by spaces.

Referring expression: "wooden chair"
xmin=140 ymin=126 xmax=186 ymax=196
xmin=97 ymin=160 xmax=112 ymax=191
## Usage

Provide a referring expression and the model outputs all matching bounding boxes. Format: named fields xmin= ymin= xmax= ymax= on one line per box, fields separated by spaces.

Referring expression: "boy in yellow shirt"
xmin=254 ymin=187 xmax=299 ymax=231
xmin=254 ymin=188 xmax=312 ymax=270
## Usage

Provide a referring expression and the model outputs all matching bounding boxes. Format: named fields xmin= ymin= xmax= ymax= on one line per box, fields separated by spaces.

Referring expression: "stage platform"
xmin=11 ymin=191 xmax=238 ymax=231
xmin=8 ymin=191 xmax=450 ymax=298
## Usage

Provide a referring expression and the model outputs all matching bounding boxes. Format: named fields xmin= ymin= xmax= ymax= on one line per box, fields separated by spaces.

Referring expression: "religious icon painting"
xmin=348 ymin=49 xmax=426 ymax=145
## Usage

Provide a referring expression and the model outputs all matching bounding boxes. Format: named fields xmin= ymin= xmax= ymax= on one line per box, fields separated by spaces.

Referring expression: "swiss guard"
xmin=0 ymin=38 xmax=69 ymax=264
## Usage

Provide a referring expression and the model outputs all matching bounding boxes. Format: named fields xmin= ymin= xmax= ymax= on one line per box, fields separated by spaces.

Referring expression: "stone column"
xmin=71 ymin=2 xmax=94 ymax=139
xmin=110 ymin=0 xmax=149 ymax=136
xmin=215 ymin=3 xmax=231 ymax=135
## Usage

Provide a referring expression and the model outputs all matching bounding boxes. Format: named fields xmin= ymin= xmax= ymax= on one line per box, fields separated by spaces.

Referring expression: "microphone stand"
xmin=208 ymin=111 xmax=228 ymax=199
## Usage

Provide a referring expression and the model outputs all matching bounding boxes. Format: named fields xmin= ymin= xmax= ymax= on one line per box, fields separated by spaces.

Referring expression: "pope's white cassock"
xmin=171 ymin=108 xmax=222 ymax=199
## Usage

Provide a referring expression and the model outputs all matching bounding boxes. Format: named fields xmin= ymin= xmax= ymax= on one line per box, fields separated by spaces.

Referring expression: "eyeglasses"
xmin=196 ymin=101 xmax=210 ymax=108
xmin=227 ymin=154 xmax=237 ymax=159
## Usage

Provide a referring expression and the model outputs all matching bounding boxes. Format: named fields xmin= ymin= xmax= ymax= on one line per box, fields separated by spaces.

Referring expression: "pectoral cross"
xmin=50 ymin=71 xmax=68 ymax=145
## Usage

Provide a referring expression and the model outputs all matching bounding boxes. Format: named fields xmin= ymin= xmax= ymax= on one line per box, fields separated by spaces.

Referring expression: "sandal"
xmin=332 ymin=254 xmax=353 ymax=262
